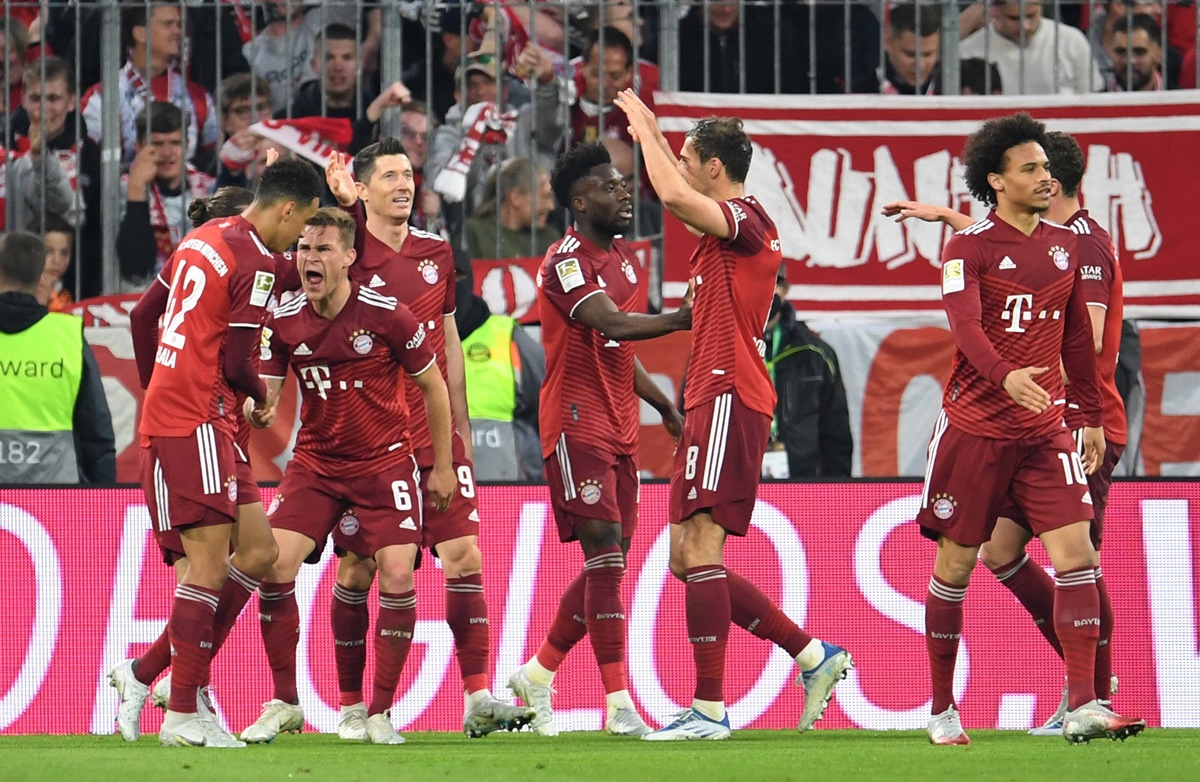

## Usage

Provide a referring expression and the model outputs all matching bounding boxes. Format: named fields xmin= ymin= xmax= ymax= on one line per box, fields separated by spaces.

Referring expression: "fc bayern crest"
xmin=419 ymin=259 xmax=440 ymax=284
xmin=339 ymin=513 xmax=360 ymax=535
xmin=623 ymin=262 xmax=637 ymax=285
xmin=1049 ymin=245 xmax=1070 ymax=271
xmin=268 ymin=494 xmax=282 ymax=515
xmin=931 ymin=493 xmax=957 ymax=520
xmin=353 ymin=333 xmax=374 ymax=354
xmin=579 ymin=479 xmax=602 ymax=505
xmin=227 ymin=480 xmax=238 ymax=503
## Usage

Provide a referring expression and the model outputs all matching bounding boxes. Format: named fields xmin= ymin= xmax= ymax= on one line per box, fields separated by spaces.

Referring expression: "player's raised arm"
xmin=614 ymin=88 xmax=732 ymax=239
xmin=880 ymin=200 xmax=974 ymax=232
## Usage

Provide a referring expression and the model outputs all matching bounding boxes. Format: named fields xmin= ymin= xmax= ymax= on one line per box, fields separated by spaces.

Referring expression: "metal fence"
xmin=2 ymin=0 xmax=1198 ymax=302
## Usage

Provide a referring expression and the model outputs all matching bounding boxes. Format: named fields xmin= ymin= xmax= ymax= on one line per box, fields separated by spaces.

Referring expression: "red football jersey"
xmin=940 ymin=212 xmax=1102 ymax=440
xmin=261 ymin=283 xmax=437 ymax=478
xmin=139 ymin=216 xmax=278 ymax=439
xmin=537 ymin=228 xmax=643 ymax=457
xmin=347 ymin=206 xmax=461 ymax=466
xmin=1062 ymin=210 xmax=1126 ymax=445
xmin=683 ymin=196 xmax=779 ymax=418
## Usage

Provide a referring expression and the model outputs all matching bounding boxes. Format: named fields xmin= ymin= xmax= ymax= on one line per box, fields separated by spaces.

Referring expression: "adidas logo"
xmin=687 ymin=487 xmax=697 ymax=500
xmin=369 ymin=274 xmax=386 ymax=288
xmin=468 ymin=510 xmax=480 ymax=522
xmin=999 ymin=256 xmax=1017 ymax=270
xmin=399 ymin=516 xmax=417 ymax=530
xmin=294 ymin=343 xmax=312 ymax=356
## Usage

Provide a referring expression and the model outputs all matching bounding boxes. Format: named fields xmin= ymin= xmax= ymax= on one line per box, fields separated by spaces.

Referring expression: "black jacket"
xmin=0 ymin=292 xmax=117 ymax=483
xmin=765 ymin=302 xmax=853 ymax=477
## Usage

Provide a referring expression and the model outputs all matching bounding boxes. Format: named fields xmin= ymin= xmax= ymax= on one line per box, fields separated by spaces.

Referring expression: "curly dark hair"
xmin=1042 ymin=131 xmax=1085 ymax=199
xmin=188 ymin=186 xmax=254 ymax=228
xmin=961 ymin=112 xmax=1047 ymax=207
xmin=551 ymin=142 xmax=611 ymax=211
xmin=687 ymin=116 xmax=753 ymax=184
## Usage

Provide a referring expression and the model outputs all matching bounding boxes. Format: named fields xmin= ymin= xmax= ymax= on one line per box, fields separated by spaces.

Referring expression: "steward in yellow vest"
xmin=0 ymin=232 xmax=116 ymax=483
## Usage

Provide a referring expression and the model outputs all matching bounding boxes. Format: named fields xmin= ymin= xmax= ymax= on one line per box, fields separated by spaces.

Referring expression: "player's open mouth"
xmin=618 ymin=207 xmax=633 ymax=219
xmin=305 ymin=269 xmax=324 ymax=286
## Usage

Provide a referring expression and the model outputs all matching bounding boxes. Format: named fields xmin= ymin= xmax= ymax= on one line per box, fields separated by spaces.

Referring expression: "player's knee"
xmin=377 ymin=565 xmax=415 ymax=594
xmin=668 ymin=558 xmax=688 ymax=582
xmin=978 ymin=543 xmax=1011 ymax=573
xmin=440 ymin=544 xmax=482 ymax=579
xmin=238 ymin=538 xmax=279 ymax=579
xmin=187 ymin=556 xmax=230 ymax=591
xmin=337 ymin=557 xmax=376 ymax=592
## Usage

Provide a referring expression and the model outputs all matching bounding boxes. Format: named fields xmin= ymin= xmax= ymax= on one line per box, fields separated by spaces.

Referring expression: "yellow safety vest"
xmin=0 ymin=312 xmax=84 ymax=483
xmin=462 ymin=315 xmax=519 ymax=423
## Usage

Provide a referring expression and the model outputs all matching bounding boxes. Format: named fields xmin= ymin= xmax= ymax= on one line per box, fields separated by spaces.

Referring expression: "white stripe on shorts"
xmin=196 ymin=423 xmax=220 ymax=495
xmin=921 ymin=410 xmax=950 ymax=509
xmin=557 ymin=434 xmax=576 ymax=501
xmin=154 ymin=458 xmax=171 ymax=531
xmin=702 ymin=393 xmax=732 ymax=492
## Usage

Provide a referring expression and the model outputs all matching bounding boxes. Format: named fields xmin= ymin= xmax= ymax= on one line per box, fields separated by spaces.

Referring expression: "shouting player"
xmin=249 ymin=208 xmax=455 ymax=745
xmin=506 ymin=142 xmax=690 ymax=737
xmin=911 ymin=113 xmax=1144 ymax=745
xmin=614 ymin=91 xmax=853 ymax=741
xmin=883 ymin=131 xmax=1128 ymax=736
xmin=122 ymin=160 xmax=320 ymax=747
xmin=321 ymin=141 xmax=533 ymax=738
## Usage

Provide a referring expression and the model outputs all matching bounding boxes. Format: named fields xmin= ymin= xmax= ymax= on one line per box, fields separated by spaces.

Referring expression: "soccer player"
xmin=321 ymin=141 xmax=533 ymax=738
xmin=881 ymin=131 xmax=1127 ymax=736
xmin=121 ymin=159 xmax=321 ymax=748
xmin=614 ymin=90 xmax=853 ymax=741
xmin=908 ymin=113 xmax=1144 ymax=745
xmin=249 ymin=208 xmax=455 ymax=745
xmin=506 ymin=142 xmax=689 ymax=737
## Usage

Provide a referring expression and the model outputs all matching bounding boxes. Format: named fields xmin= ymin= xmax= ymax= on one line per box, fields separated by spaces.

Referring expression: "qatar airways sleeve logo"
xmin=406 ymin=325 xmax=427 ymax=351
xmin=744 ymin=141 xmax=1161 ymax=268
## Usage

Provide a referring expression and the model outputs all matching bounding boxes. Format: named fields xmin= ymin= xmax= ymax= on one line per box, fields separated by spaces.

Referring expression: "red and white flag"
xmin=249 ymin=117 xmax=352 ymax=167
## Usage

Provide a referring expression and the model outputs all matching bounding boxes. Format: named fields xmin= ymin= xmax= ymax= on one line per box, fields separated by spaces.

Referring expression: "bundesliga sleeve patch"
xmin=555 ymin=258 xmax=586 ymax=292
xmin=250 ymin=271 xmax=276 ymax=307
xmin=941 ymin=259 xmax=965 ymax=294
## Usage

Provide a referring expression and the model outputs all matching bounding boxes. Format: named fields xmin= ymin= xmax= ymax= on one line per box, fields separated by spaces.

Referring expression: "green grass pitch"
xmin=3 ymin=730 xmax=1200 ymax=782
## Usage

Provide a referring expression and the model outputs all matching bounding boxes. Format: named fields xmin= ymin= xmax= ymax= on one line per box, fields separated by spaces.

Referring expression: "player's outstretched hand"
xmin=614 ymin=88 xmax=655 ymax=144
xmin=243 ymin=395 xmax=277 ymax=429
xmin=1081 ymin=426 xmax=1106 ymax=475
xmin=325 ymin=151 xmax=358 ymax=208
xmin=264 ymin=147 xmax=279 ymax=167
xmin=880 ymin=200 xmax=948 ymax=224
xmin=427 ymin=465 xmax=456 ymax=513
xmin=1002 ymin=366 xmax=1052 ymax=414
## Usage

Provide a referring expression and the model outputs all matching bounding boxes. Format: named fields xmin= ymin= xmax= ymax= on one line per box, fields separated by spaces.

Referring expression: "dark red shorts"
xmin=1000 ymin=432 xmax=1124 ymax=550
xmin=273 ymin=458 xmax=424 ymax=561
xmin=417 ymin=461 xmax=482 ymax=550
xmin=545 ymin=436 xmax=639 ymax=543
xmin=141 ymin=424 xmax=238 ymax=564
xmin=669 ymin=391 xmax=770 ymax=537
xmin=917 ymin=413 xmax=1095 ymax=548
xmin=233 ymin=442 xmax=262 ymax=507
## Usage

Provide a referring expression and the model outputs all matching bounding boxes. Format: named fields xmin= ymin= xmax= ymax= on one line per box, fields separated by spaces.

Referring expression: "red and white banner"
xmin=471 ymin=240 xmax=652 ymax=325
xmin=249 ymin=118 xmax=352 ymax=168
xmin=2 ymin=483 xmax=1198 ymax=734
xmin=656 ymin=91 xmax=1200 ymax=318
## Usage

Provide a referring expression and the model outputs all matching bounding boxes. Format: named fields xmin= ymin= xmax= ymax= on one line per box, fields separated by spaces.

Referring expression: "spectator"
xmin=959 ymin=57 xmax=1004 ymax=95
xmin=242 ymin=0 xmax=326 ymax=113
xmin=1108 ymin=14 xmax=1173 ymax=91
xmin=3 ymin=21 xmax=28 ymax=111
xmin=455 ymin=249 xmax=545 ymax=481
xmin=215 ymin=73 xmax=276 ymax=187
xmin=281 ymin=23 xmax=377 ymax=120
xmin=763 ymin=265 xmax=852 ymax=478
xmin=117 ymin=102 xmax=216 ymax=292
xmin=80 ymin=4 xmax=219 ymax=167
xmin=1091 ymin=1 xmax=1193 ymax=86
xmin=184 ymin=0 xmax=253 ymax=95
xmin=2 ymin=59 xmax=81 ymax=232
xmin=959 ymin=1 xmax=1102 ymax=94
xmin=427 ymin=51 xmax=547 ymax=225
xmin=678 ymin=2 xmax=805 ymax=93
xmin=465 ymin=157 xmax=557 ymax=260
xmin=28 ymin=214 xmax=75 ymax=311
xmin=0 ymin=231 xmax=116 ymax=484
xmin=789 ymin=1 xmax=881 ymax=93
xmin=402 ymin=4 xmax=469 ymax=125
xmin=854 ymin=4 xmax=941 ymax=95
